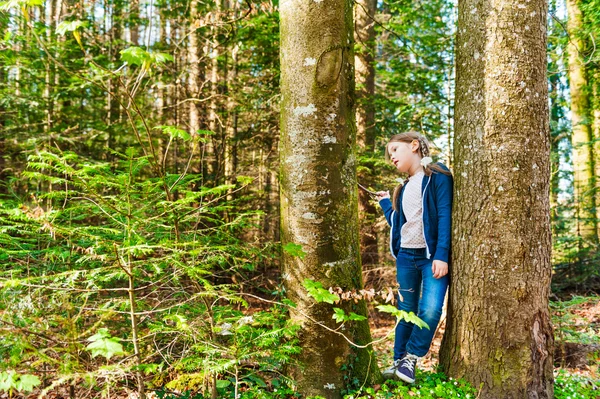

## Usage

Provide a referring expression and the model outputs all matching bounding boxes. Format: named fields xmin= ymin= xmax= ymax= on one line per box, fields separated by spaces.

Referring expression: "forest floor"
xmin=10 ymin=269 xmax=600 ymax=399
xmin=364 ymin=265 xmax=600 ymax=380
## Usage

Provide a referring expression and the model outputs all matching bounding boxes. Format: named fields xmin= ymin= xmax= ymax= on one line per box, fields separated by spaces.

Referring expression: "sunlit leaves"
xmin=376 ymin=304 xmax=429 ymax=329
xmin=282 ymin=243 xmax=306 ymax=259
xmin=120 ymin=46 xmax=173 ymax=70
xmin=56 ymin=20 xmax=86 ymax=48
xmin=0 ymin=0 xmax=43 ymax=11
xmin=303 ymin=279 xmax=340 ymax=304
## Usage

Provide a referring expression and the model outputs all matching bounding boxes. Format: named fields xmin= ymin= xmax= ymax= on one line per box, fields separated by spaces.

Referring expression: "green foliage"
xmin=551 ymin=296 xmax=600 ymax=345
xmin=120 ymin=46 xmax=173 ymax=69
xmin=332 ymin=308 xmax=367 ymax=323
xmin=344 ymin=371 xmax=478 ymax=399
xmin=0 ymin=371 xmax=41 ymax=394
xmin=554 ymin=370 xmax=599 ymax=399
xmin=85 ymin=328 xmax=126 ymax=360
xmin=376 ymin=305 xmax=430 ymax=330
xmin=303 ymin=279 xmax=340 ymax=304
xmin=0 ymin=0 xmax=43 ymax=11
xmin=282 ymin=243 xmax=306 ymax=259
xmin=0 ymin=147 xmax=291 ymax=393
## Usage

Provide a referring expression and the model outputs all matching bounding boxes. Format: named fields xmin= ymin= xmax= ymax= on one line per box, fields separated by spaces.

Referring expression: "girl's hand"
xmin=432 ymin=260 xmax=448 ymax=279
xmin=375 ymin=191 xmax=390 ymax=201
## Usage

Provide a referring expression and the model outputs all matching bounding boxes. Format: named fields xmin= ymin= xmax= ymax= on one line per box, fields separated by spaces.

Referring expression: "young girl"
xmin=375 ymin=131 xmax=453 ymax=384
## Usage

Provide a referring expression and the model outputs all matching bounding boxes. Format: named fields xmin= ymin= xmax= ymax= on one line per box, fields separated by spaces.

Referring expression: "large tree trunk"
xmin=439 ymin=0 xmax=554 ymax=395
xmin=354 ymin=0 xmax=378 ymax=266
xmin=566 ymin=0 xmax=597 ymax=244
xmin=279 ymin=0 xmax=379 ymax=396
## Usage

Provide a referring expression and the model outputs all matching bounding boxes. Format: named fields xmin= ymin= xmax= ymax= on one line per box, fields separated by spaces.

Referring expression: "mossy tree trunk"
xmin=439 ymin=0 xmax=554 ymax=395
xmin=280 ymin=0 xmax=379 ymax=397
xmin=566 ymin=0 xmax=597 ymax=245
xmin=354 ymin=0 xmax=378 ymax=266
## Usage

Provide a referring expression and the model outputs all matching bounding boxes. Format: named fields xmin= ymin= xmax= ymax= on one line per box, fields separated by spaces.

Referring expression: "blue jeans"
xmin=394 ymin=247 xmax=449 ymax=359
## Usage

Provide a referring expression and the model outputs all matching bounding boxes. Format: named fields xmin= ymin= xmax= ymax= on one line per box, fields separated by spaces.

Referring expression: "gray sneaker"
xmin=382 ymin=359 xmax=402 ymax=380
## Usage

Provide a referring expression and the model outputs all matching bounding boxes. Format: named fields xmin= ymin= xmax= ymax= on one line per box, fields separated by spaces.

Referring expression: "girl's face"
xmin=387 ymin=140 xmax=420 ymax=173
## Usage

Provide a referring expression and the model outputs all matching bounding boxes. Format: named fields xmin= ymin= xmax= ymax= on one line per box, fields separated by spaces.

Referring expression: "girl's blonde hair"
xmin=387 ymin=131 xmax=452 ymax=210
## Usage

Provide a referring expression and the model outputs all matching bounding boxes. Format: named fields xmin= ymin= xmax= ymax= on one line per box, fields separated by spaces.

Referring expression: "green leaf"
xmin=120 ymin=46 xmax=150 ymax=66
xmin=348 ymin=312 xmax=367 ymax=321
xmin=56 ymin=20 xmax=86 ymax=36
xmin=155 ymin=125 xmax=191 ymax=141
xmin=283 ymin=243 xmax=306 ymax=259
xmin=281 ymin=298 xmax=297 ymax=308
xmin=15 ymin=374 xmax=41 ymax=393
xmin=332 ymin=307 xmax=346 ymax=322
xmin=303 ymin=279 xmax=339 ymax=304
xmin=120 ymin=47 xmax=173 ymax=70
xmin=86 ymin=329 xmax=125 ymax=360
xmin=236 ymin=175 xmax=254 ymax=185
xmin=86 ymin=338 xmax=125 ymax=360
xmin=376 ymin=305 xmax=429 ymax=329
xmin=216 ymin=379 xmax=231 ymax=389
xmin=87 ymin=327 xmax=111 ymax=341
xmin=0 ymin=371 xmax=17 ymax=391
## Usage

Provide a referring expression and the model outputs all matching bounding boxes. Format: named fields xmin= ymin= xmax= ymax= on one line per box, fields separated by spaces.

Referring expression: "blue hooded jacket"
xmin=378 ymin=163 xmax=453 ymax=263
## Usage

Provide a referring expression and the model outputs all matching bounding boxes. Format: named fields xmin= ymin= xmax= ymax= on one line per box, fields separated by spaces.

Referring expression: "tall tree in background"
xmin=188 ymin=0 xmax=201 ymax=139
xmin=354 ymin=0 xmax=378 ymax=265
xmin=439 ymin=0 xmax=554 ymax=395
xmin=566 ymin=0 xmax=597 ymax=244
xmin=279 ymin=0 xmax=378 ymax=395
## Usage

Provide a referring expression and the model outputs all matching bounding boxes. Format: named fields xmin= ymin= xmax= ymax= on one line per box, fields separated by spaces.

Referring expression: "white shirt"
xmin=400 ymin=171 xmax=427 ymax=248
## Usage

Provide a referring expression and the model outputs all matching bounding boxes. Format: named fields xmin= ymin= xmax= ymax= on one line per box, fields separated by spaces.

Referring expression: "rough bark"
xmin=593 ymin=71 xmax=600 ymax=240
xmin=354 ymin=0 xmax=378 ymax=266
xmin=566 ymin=0 xmax=597 ymax=244
xmin=439 ymin=0 xmax=554 ymax=395
xmin=280 ymin=0 xmax=379 ymax=396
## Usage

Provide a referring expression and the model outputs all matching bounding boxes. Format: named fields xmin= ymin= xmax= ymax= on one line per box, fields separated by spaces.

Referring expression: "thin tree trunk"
xmin=280 ymin=0 xmax=379 ymax=396
xmin=354 ymin=0 xmax=378 ymax=266
xmin=207 ymin=10 xmax=220 ymax=181
xmin=566 ymin=0 xmax=597 ymax=244
xmin=44 ymin=0 xmax=54 ymax=133
xmin=354 ymin=0 xmax=375 ymax=151
xmin=188 ymin=0 xmax=201 ymax=137
xmin=549 ymin=73 xmax=561 ymax=236
xmin=439 ymin=0 xmax=554 ymax=395
xmin=224 ymin=0 xmax=239 ymax=198
xmin=129 ymin=0 xmax=140 ymax=45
